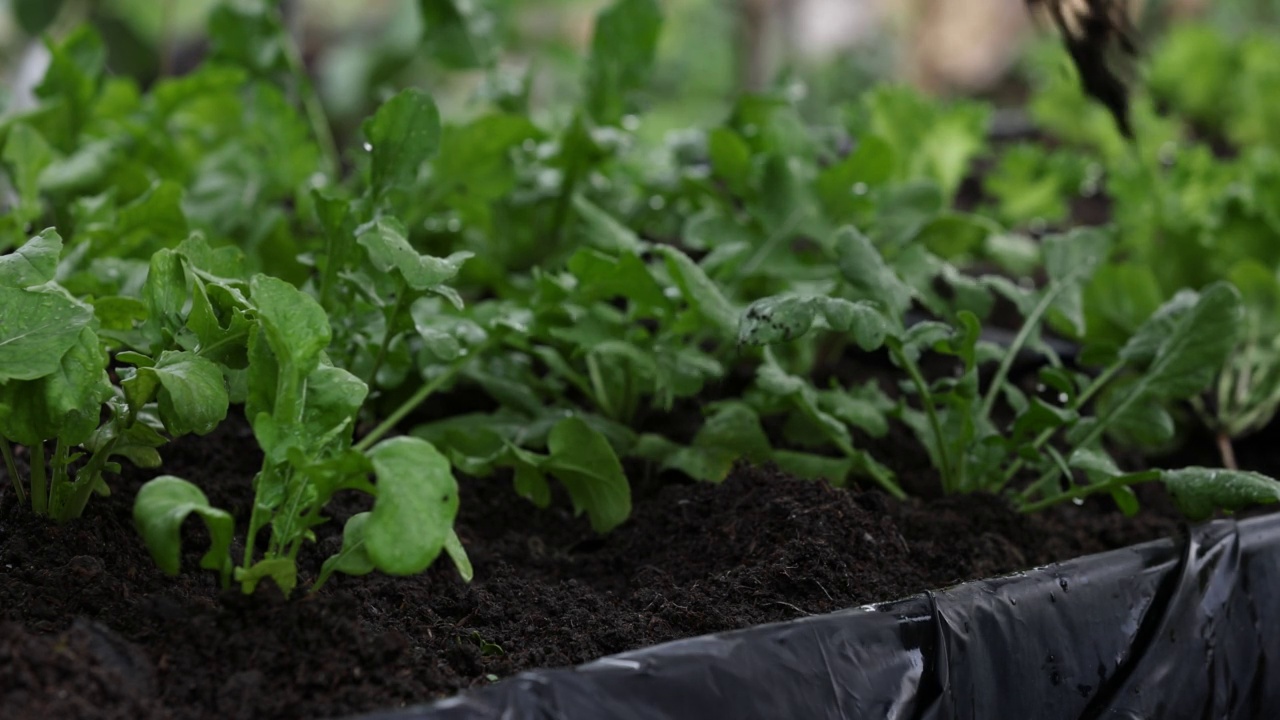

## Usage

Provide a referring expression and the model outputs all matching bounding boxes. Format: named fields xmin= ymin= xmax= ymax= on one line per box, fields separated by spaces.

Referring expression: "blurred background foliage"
xmin=0 ymin=0 xmax=1278 ymax=147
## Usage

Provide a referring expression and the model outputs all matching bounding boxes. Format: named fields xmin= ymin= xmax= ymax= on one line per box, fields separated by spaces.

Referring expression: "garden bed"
xmin=3 ymin=409 xmax=1273 ymax=720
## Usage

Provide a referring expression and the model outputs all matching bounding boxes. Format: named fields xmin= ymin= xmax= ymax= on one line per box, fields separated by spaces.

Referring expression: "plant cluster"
xmin=1 ymin=1 xmax=1279 ymax=597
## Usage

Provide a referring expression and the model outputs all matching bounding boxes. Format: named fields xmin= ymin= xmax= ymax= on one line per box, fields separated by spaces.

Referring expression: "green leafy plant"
xmin=0 ymin=230 xmax=227 ymax=522
xmin=126 ymin=244 xmax=473 ymax=595
xmin=739 ymin=224 xmax=1280 ymax=517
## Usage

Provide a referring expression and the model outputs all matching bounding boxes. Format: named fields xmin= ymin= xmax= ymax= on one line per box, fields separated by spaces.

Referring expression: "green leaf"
xmin=319 ymin=511 xmax=376 ymax=580
xmin=738 ymin=294 xmax=888 ymax=351
xmin=707 ymin=128 xmax=752 ymax=192
xmin=833 ymin=227 xmax=914 ymax=316
xmin=301 ymin=363 xmax=368 ymax=450
xmin=132 ymin=351 xmax=230 ymax=437
xmin=573 ymin=195 xmax=645 ymax=254
xmin=34 ymin=26 xmax=105 ymax=150
xmin=1119 ymin=283 xmax=1243 ymax=399
xmin=14 ymin=0 xmax=67 ymax=35
xmin=0 ymin=229 xmax=62 ymax=288
xmin=356 ymin=216 xmax=472 ymax=292
xmin=0 ymin=283 xmax=96 ymax=383
xmin=1 ymin=125 xmax=54 ymax=228
xmin=444 ymin=529 xmax=473 ymax=582
xmin=249 ymin=274 xmax=332 ymax=376
xmin=874 ymin=181 xmax=944 ymax=248
xmin=512 ymin=459 xmax=552 ymax=507
xmin=1162 ymin=467 xmax=1280 ymax=521
xmin=365 ymin=88 xmax=442 ymax=195
xmin=133 ymin=475 xmax=234 ymax=581
xmin=584 ymin=0 xmax=662 ymax=125
xmin=236 ymin=558 xmax=298 ymax=596
xmin=420 ymin=0 xmax=495 ymax=68
xmin=915 ymin=214 xmax=998 ymax=260
xmin=632 ymin=434 xmax=738 ymax=484
xmin=0 ymin=327 xmax=109 ymax=446
xmin=656 ymin=246 xmax=738 ymax=340
xmin=546 ymin=417 xmax=631 ymax=533
xmin=1043 ymin=228 xmax=1112 ymax=335
xmin=771 ymin=450 xmax=855 ymax=485
xmin=365 ymin=436 xmax=460 ymax=575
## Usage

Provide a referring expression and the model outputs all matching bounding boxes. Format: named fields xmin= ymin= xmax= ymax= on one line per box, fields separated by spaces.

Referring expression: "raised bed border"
xmin=347 ymin=512 xmax=1279 ymax=720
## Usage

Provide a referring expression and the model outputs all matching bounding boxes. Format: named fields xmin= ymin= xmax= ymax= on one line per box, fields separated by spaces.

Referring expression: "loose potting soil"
xmin=0 ymin=412 xmax=1269 ymax=719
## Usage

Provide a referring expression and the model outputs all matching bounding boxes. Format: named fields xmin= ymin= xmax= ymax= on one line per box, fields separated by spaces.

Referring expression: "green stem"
xmin=47 ymin=440 xmax=72 ymax=520
xmin=1 ymin=438 xmax=26 ymax=505
xmin=242 ymin=467 xmax=276 ymax=570
xmin=548 ymin=167 xmax=582 ymax=249
xmin=277 ymin=3 xmax=340 ymax=178
xmin=895 ymin=346 xmax=955 ymax=493
xmin=1003 ymin=362 xmax=1124 ymax=490
xmin=1018 ymin=471 xmax=1156 ymax=514
xmin=354 ymin=343 xmax=488 ymax=453
xmin=30 ymin=441 xmax=48 ymax=516
xmin=366 ymin=287 xmax=408 ymax=388
xmin=979 ymin=285 xmax=1063 ymax=422
xmin=59 ymin=436 xmax=119 ymax=522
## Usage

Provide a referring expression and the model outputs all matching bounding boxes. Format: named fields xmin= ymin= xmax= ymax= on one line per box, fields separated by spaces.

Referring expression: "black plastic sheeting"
xmin=346 ymin=513 xmax=1280 ymax=720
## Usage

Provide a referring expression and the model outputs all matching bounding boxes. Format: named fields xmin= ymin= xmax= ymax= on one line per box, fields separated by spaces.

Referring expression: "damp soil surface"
xmin=0 ymin=411 xmax=1271 ymax=720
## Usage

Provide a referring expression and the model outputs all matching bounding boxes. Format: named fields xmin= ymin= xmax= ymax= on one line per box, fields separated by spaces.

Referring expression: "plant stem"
xmin=242 ymin=467 xmax=275 ymax=570
xmin=0 ymin=438 xmax=26 ymax=504
xmin=59 ymin=436 xmax=120 ymax=522
xmin=354 ymin=343 xmax=489 ymax=453
xmin=1217 ymin=432 xmax=1239 ymax=471
xmin=30 ymin=441 xmax=47 ymax=515
xmin=979 ymin=285 xmax=1062 ymax=422
xmin=1002 ymin=362 xmax=1124 ymax=489
xmin=895 ymin=346 xmax=954 ymax=493
xmin=1018 ymin=471 xmax=1157 ymax=514
xmin=276 ymin=3 xmax=340 ymax=178
xmin=366 ymin=287 xmax=408 ymax=388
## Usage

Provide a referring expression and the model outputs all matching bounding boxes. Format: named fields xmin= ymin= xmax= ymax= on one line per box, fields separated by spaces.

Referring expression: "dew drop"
xmin=363 ymin=142 xmax=373 ymax=152
xmin=447 ymin=218 xmax=461 ymax=232
xmin=852 ymin=182 xmax=868 ymax=196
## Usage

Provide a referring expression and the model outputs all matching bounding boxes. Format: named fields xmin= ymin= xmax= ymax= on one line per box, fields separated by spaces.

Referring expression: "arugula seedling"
xmin=132 ymin=267 xmax=473 ymax=595
xmin=0 ymin=230 xmax=232 ymax=522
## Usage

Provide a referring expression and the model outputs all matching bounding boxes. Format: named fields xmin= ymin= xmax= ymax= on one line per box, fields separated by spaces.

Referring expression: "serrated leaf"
xmin=1120 ymin=283 xmax=1243 ymax=399
xmin=356 ymin=216 xmax=472 ymax=291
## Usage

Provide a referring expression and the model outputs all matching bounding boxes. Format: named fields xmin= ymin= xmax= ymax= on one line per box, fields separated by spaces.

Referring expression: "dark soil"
xmin=4 ymin=405 xmax=1266 ymax=720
